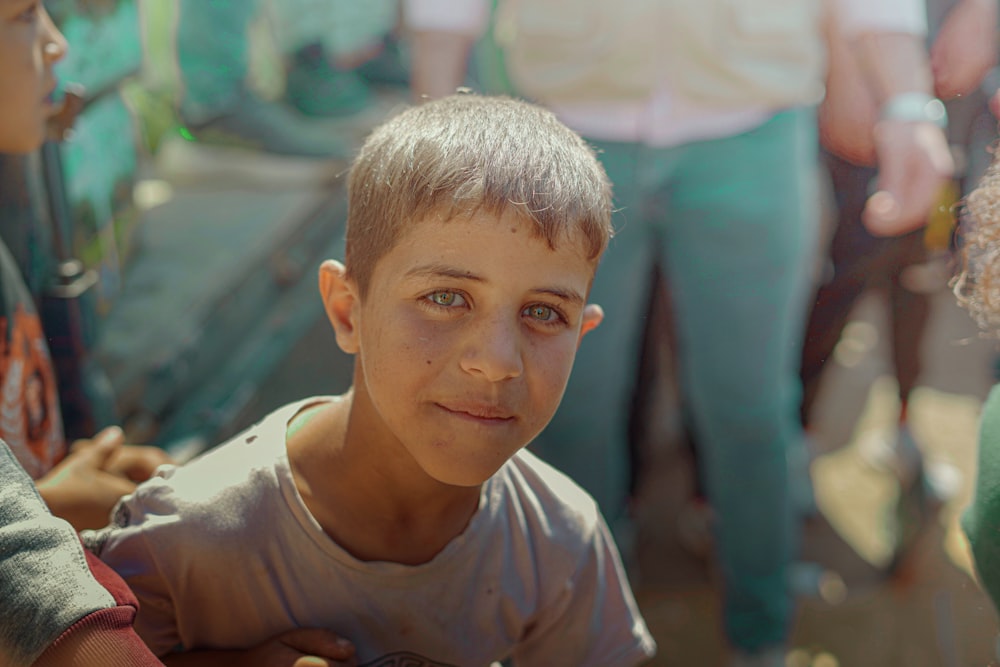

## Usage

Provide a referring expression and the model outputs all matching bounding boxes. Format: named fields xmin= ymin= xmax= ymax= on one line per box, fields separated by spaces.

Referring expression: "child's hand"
xmin=72 ymin=438 xmax=175 ymax=483
xmin=863 ymin=118 xmax=955 ymax=236
xmin=36 ymin=426 xmax=136 ymax=531
xmin=238 ymin=629 xmax=357 ymax=667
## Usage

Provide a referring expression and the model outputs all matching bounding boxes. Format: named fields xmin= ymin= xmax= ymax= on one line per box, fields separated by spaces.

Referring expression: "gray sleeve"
xmin=0 ymin=441 xmax=114 ymax=666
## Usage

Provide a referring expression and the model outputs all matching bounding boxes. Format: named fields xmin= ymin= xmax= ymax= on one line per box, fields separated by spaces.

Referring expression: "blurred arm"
xmin=403 ymin=0 xmax=489 ymax=100
xmin=930 ymin=0 xmax=999 ymax=100
xmin=830 ymin=0 xmax=954 ymax=236
xmin=408 ymin=30 xmax=478 ymax=100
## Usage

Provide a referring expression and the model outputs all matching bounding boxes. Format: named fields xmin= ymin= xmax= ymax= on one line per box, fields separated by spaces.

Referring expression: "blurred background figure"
xmin=403 ymin=1 xmax=952 ymax=665
xmin=158 ymin=0 xmax=403 ymax=183
xmin=803 ymin=0 xmax=997 ymax=578
xmin=175 ymin=0 xmax=398 ymax=143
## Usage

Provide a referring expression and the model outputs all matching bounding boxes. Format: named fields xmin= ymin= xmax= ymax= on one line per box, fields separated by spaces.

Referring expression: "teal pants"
xmin=531 ymin=108 xmax=820 ymax=651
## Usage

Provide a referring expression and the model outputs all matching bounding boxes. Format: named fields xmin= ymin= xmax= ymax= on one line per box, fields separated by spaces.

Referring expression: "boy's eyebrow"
xmin=405 ymin=264 xmax=484 ymax=283
xmin=405 ymin=264 xmax=585 ymax=305
xmin=532 ymin=286 xmax=585 ymax=305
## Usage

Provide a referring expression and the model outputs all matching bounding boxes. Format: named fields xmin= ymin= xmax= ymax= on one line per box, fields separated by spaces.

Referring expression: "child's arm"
xmin=31 ymin=551 xmax=164 ymax=667
xmin=930 ymin=0 xmax=998 ymax=100
xmin=403 ymin=0 xmax=488 ymax=100
xmin=0 ymin=441 xmax=141 ymax=666
xmin=160 ymin=629 xmax=355 ymax=667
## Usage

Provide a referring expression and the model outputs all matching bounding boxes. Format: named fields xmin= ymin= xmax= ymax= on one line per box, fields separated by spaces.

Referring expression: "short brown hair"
xmin=344 ymin=93 xmax=613 ymax=296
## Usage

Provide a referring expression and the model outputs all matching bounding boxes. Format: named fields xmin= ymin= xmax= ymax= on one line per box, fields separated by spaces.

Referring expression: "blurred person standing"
xmin=403 ymin=1 xmax=953 ymax=664
xmin=804 ymin=0 xmax=998 ymax=577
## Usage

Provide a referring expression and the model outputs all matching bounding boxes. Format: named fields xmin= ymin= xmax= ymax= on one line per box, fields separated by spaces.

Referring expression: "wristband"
xmin=880 ymin=92 xmax=948 ymax=128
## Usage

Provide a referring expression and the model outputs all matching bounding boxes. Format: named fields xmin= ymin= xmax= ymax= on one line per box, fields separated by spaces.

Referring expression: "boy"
xmin=86 ymin=93 xmax=657 ymax=666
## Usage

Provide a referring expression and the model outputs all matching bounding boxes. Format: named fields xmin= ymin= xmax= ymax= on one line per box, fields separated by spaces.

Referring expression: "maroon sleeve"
xmin=31 ymin=549 xmax=165 ymax=666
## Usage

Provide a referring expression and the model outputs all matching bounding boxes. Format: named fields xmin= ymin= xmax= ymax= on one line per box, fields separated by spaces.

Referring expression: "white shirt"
xmin=404 ymin=0 xmax=928 ymax=147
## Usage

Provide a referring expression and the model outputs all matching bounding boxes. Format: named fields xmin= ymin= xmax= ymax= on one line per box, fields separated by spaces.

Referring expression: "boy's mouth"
xmin=435 ymin=401 xmax=515 ymax=422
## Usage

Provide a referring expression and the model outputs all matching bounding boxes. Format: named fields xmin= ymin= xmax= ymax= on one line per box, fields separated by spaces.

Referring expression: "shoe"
xmin=860 ymin=424 xmax=961 ymax=578
xmin=886 ymin=457 xmax=960 ymax=578
xmin=789 ymin=561 xmax=847 ymax=605
xmin=181 ymin=93 xmax=351 ymax=159
xmin=162 ymin=94 xmax=352 ymax=188
xmin=155 ymin=132 xmax=346 ymax=189
xmin=730 ymin=646 xmax=786 ymax=667
xmin=285 ymin=44 xmax=373 ymax=119
xmin=856 ymin=423 xmax=922 ymax=480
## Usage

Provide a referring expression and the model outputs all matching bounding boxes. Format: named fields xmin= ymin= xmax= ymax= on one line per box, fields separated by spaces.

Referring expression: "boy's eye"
xmin=524 ymin=304 xmax=557 ymax=322
xmin=427 ymin=291 xmax=466 ymax=307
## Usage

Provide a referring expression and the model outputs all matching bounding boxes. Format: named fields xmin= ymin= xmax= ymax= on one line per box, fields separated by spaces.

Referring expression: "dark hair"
xmin=345 ymin=93 xmax=613 ymax=296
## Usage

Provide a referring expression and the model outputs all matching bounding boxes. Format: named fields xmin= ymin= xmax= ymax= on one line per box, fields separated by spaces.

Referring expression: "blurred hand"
xmin=931 ymin=0 xmax=999 ymax=100
xmin=36 ymin=426 xmax=135 ymax=531
xmin=72 ymin=439 xmax=174 ymax=483
xmin=36 ymin=427 xmax=174 ymax=530
xmin=863 ymin=119 xmax=954 ymax=236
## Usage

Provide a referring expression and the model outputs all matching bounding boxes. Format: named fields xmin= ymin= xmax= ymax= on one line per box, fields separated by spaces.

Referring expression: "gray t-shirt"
xmin=0 ymin=440 xmax=114 ymax=665
xmin=85 ymin=397 xmax=656 ymax=666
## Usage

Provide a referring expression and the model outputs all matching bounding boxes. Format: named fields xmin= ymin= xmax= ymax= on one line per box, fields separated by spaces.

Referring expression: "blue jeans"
xmin=530 ymin=108 xmax=820 ymax=651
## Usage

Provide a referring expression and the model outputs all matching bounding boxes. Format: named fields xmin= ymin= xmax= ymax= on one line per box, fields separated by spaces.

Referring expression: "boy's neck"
xmin=286 ymin=394 xmax=483 ymax=566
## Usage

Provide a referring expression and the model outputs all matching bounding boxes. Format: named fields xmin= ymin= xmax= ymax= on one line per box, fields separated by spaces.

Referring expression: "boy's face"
xmin=323 ymin=211 xmax=603 ymax=488
xmin=0 ymin=0 xmax=67 ymax=154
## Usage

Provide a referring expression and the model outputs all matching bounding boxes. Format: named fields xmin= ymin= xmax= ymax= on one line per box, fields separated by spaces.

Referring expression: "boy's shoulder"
xmin=100 ymin=398 xmax=329 ymax=535
xmin=489 ymin=448 xmax=605 ymax=547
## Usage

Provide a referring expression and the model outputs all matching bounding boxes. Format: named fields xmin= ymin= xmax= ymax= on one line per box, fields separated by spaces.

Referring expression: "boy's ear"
xmin=319 ymin=260 xmax=360 ymax=354
xmin=577 ymin=304 xmax=603 ymax=346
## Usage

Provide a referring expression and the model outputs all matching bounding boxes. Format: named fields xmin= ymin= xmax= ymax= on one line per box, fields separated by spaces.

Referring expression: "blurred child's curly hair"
xmin=955 ymin=147 xmax=1000 ymax=334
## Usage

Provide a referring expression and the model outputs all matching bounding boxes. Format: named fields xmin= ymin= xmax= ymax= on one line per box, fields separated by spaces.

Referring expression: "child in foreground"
xmin=86 ymin=93 xmax=657 ymax=666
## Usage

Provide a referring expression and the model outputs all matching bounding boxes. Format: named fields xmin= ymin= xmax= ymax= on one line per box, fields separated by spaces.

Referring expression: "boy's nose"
xmin=41 ymin=9 xmax=68 ymax=64
xmin=459 ymin=316 xmax=524 ymax=382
